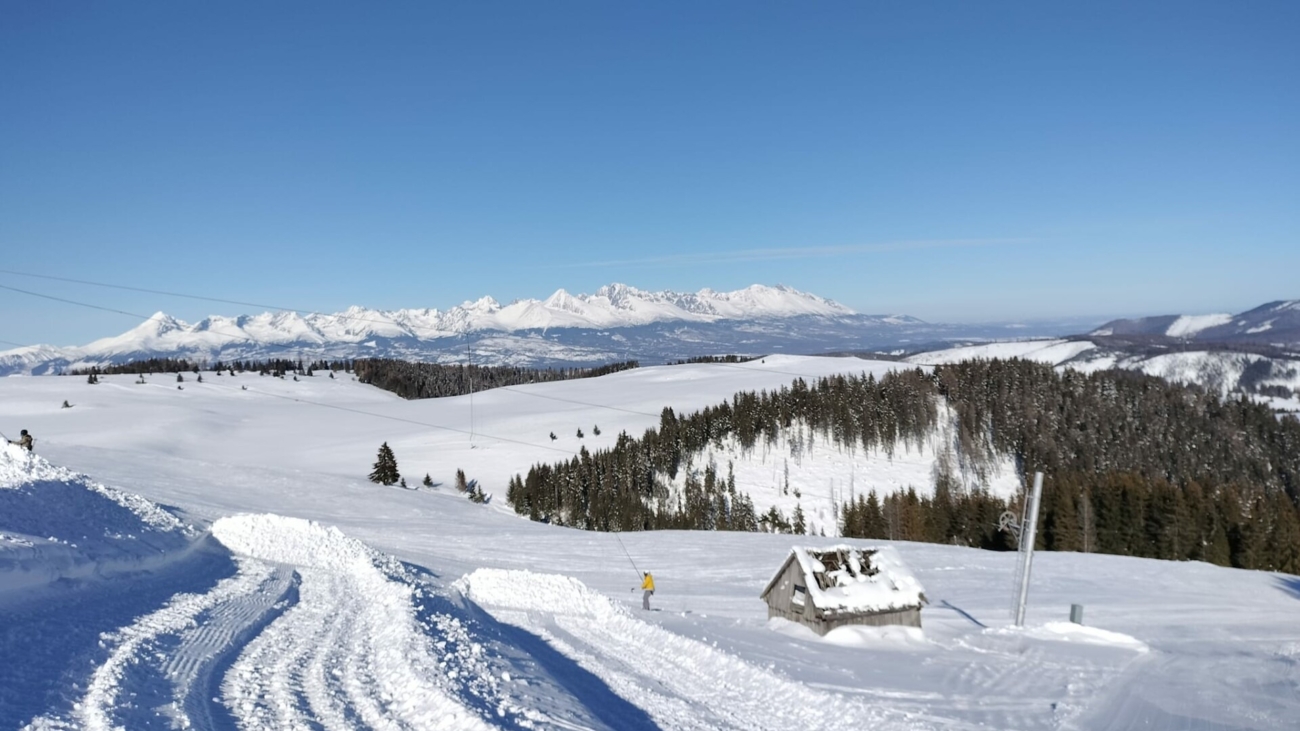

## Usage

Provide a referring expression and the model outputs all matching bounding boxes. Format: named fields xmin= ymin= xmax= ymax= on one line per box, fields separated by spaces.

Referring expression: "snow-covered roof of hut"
xmin=762 ymin=545 xmax=927 ymax=615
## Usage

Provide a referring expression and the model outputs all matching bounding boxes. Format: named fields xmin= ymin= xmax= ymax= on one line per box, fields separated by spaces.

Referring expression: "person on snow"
xmin=8 ymin=429 xmax=34 ymax=452
xmin=641 ymin=571 xmax=655 ymax=610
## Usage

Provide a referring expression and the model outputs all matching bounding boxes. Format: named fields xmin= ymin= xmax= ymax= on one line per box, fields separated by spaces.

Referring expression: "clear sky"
xmin=2 ymin=1 xmax=1297 ymax=346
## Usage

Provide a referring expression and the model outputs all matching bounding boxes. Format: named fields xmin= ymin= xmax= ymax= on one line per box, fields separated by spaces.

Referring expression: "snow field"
xmin=4 ymin=358 xmax=1300 ymax=730
xmin=457 ymin=568 xmax=932 ymax=731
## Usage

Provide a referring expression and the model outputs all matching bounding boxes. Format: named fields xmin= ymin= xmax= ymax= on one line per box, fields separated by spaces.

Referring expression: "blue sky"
xmin=1 ymin=1 xmax=1297 ymax=346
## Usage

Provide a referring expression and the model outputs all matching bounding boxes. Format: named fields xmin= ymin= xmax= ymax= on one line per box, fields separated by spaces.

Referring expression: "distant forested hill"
xmin=507 ymin=359 xmax=1300 ymax=574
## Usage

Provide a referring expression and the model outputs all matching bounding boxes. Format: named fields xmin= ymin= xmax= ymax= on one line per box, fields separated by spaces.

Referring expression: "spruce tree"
xmin=369 ymin=442 xmax=400 ymax=485
xmin=793 ymin=504 xmax=807 ymax=535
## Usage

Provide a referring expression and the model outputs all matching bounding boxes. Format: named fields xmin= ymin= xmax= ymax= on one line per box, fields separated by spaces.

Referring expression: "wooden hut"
xmin=759 ymin=545 xmax=927 ymax=635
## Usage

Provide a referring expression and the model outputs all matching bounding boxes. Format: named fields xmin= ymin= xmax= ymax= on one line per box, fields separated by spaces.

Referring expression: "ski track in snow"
xmin=213 ymin=514 xmax=499 ymax=731
xmin=458 ymin=568 xmax=940 ymax=731
xmin=19 ymin=513 xmax=552 ymax=731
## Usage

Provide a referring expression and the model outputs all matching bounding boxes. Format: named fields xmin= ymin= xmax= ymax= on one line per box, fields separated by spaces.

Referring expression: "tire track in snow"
xmin=212 ymin=514 xmax=508 ymax=731
xmin=457 ymin=569 xmax=939 ymax=731
xmin=167 ymin=563 xmax=299 ymax=730
xmin=22 ymin=555 xmax=292 ymax=731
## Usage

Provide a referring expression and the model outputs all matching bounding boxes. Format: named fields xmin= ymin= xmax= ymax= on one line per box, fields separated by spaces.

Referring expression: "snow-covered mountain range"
xmin=0 ymin=283 xmax=1093 ymax=375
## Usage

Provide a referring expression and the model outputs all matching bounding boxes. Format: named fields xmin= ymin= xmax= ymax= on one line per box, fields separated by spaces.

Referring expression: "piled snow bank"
xmin=991 ymin=621 xmax=1149 ymax=653
xmin=767 ymin=617 xmax=930 ymax=649
xmin=0 ymin=443 xmax=195 ymax=594
xmin=453 ymin=568 xmax=621 ymax=619
xmin=211 ymin=513 xmax=377 ymax=572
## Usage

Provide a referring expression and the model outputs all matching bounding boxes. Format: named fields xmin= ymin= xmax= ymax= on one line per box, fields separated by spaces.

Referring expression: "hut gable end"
xmin=759 ymin=545 xmax=926 ymax=635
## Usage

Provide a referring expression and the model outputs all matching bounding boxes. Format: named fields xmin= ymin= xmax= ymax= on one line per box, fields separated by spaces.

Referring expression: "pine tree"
xmin=369 ymin=442 xmax=400 ymax=485
xmin=792 ymin=504 xmax=807 ymax=535
xmin=455 ymin=468 xmax=469 ymax=493
xmin=423 ymin=473 xmax=433 ymax=488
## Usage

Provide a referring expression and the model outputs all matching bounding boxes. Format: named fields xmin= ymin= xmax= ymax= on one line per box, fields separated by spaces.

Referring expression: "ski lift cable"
xmin=611 ymin=530 xmax=642 ymax=581
xmin=222 ymin=384 xmax=578 ymax=455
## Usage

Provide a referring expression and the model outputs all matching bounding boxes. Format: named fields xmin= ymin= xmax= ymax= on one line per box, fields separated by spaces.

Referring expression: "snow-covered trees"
xmin=369 ymin=443 xmax=400 ymax=486
xmin=505 ymin=359 xmax=1300 ymax=573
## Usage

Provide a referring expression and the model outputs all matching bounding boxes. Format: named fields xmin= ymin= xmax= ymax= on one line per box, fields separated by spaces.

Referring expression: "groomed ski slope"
xmin=3 ymin=356 xmax=1299 ymax=730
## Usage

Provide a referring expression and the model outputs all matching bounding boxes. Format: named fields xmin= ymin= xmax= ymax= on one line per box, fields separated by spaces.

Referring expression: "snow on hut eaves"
xmin=782 ymin=545 xmax=926 ymax=615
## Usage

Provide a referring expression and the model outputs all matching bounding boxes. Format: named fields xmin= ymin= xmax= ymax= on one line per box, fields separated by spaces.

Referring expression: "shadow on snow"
xmin=403 ymin=562 xmax=661 ymax=731
xmin=0 ymin=538 xmax=239 ymax=729
xmin=1275 ymin=575 xmax=1300 ymax=602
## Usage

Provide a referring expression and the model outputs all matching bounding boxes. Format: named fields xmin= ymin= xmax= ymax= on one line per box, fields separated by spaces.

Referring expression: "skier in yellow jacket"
xmin=641 ymin=571 xmax=655 ymax=610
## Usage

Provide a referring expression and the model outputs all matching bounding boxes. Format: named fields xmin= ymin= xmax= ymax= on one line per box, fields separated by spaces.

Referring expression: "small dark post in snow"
xmin=1070 ymin=604 xmax=1084 ymax=624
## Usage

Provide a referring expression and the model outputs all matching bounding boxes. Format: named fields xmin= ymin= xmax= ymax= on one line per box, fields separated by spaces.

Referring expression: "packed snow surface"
xmin=2 ymin=356 xmax=1299 ymax=730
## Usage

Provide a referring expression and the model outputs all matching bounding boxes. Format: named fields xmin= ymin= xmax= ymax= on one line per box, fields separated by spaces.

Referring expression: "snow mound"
xmin=211 ymin=513 xmax=377 ymax=571
xmin=993 ymin=621 xmax=1148 ymax=652
xmin=453 ymin=568 xmax=623 ymax=619
xmin=767 ymin=617 xmax=930 ymax=649
xmin=0 ymin=444 xmax=195 ymax=593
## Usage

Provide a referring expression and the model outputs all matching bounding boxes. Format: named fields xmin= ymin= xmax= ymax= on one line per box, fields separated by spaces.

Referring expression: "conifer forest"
xmin=506 ymin=359 xmax=1300 ymax=574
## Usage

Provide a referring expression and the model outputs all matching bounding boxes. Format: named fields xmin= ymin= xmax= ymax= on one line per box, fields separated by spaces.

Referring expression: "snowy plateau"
xmin=2 ymin=355 xmax=1298 ymax=730
xmin=0 ymin=283 xmax=1099 ymax=375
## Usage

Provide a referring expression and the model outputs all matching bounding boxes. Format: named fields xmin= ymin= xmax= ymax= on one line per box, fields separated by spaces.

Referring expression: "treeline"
xmin=71 ymin=357 xmax=355 ymax=376
xmin=837 ymin=474 xmax=1300 ymax=573
xmin=507 ymin=359 xmax=1300 ymax=574
xmin=72 ymin=358 xmax=202 ymax=375
xmin=352 ymin=359 xmax=639 ymax=400
xmin=668 ymin=355 xmax=761 ymax=365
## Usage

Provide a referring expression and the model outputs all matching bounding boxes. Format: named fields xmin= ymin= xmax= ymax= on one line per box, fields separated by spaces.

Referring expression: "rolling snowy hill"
xmin=1093 ymin=299 xmax=1300 ymax=347
xmin=908 ymin=338 xmax=1300 ymax=414
xmin=0 ymin=283 xmax=1098 ymax=375
xmin=1 ymin=357 xmax=1298 ymax=729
